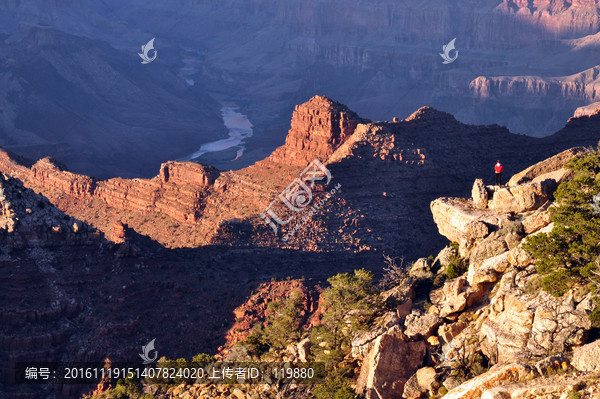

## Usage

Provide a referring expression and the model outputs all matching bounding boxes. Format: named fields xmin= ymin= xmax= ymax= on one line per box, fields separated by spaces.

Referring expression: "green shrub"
xmin=241 ymin=290 xmax=305 ymax=356
xmin=589 ymin=307 xmax=600 ymax=328
xmin=102 ymin=377 xmax=143 ymax=398
xmin=313 ymin=368 xmax=356 ymax=399
xmin=191 ymin=353 xmax=214 ymax=366
xmin=567 ymin=390 xmax=582 ymax=399
xmin=310 ymin=269 xmax=382 ymax=364
xmin=244 ymin=325 xmax=270 ymax=357
xmin=446 ymin=254 xmax=466 ymax=279
xmin=523 ymin=151 xmax=600 ymax=297
xmin=262 ymin=290 xmax=304 ymax=349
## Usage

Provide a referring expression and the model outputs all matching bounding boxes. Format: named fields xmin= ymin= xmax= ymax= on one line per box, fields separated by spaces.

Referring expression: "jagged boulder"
xmin=471 ymin=178 xmax=489 ymax=209
xmin=467 ymin=251 xmax=510 ymax=286
xmin=351 ymin=312 xmax=403 ymax=359
xmin=356 ymin=332 xmax=427 ymax=399
xmin=403 ymin=367 xmax=439 ymax=398
xmin=438 ymin=320 xmax=468 ymax=345
xmin=469 ymin=220 xmax=525 ymax=263
xmin=430 ymin=197 xmax=510 ymax=253
xmin=402 ymin=373 xmax=426 ymax=399
xmin=297 ymin=337 xmax=311 ymax=363
xmin=488 ymin=178 xmax=557 ymax=214
xmin=430 ymin=277 xmax=469 ymax=318
xmin=521 ymin=200 xmax=553 ymax=234
xmin=404 ymin=311 xmax=442 ymax=340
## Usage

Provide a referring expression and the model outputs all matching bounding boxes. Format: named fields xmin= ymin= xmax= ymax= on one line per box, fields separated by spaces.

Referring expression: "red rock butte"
xmin=265 ymin=95 xmax=367 ymax=166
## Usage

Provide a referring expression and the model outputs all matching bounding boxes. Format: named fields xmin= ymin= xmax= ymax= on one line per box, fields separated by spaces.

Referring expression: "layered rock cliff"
xmin=264 ymin=95 xmax=367 ymax=166
xmin=0 ymin=151 xmax=219 ymax=225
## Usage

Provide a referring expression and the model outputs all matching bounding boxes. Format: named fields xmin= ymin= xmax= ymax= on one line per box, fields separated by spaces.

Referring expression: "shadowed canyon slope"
xmin=1 ymin=96 xmax=599 ymax=260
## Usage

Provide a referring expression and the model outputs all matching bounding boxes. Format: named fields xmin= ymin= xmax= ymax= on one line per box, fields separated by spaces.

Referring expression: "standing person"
xmin=495 ymin=160 xmax=504 ymax=186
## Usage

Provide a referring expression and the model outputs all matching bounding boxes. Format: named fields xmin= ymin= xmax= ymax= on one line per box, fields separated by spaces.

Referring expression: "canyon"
xmin=1 ymin=95 xmax=598 ymax=258
xmin=137 ymin=117 xmax=600 ymax=399
xmin=1 ymin=95 xmax=600 ymax=398
xmin=3 ymin=1 xmax=600 ymax=177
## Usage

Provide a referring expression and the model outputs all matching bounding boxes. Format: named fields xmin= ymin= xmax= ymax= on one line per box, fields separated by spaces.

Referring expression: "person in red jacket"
xmin=495 ymin=160 xmax=504 ymax=186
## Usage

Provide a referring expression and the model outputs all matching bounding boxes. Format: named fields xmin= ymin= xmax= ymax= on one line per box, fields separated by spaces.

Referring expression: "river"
xmin=183 ymin=106 xmax=253 ymax=161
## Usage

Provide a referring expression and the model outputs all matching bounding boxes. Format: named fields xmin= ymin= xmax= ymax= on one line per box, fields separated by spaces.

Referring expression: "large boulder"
xmin=521 ymin=201 xmax=553 ymax=234
xmin=572 ymin=339 xmax=600 ymax=372
xmin=430 ymin=277 xmax=469 ymax=318
xmin=467 ymin=251 xmax=510 ymax=286
xmin=469 ymin=221 xmax=524 ymax=263
xmin=404 ymin=311 xmax=442 ymax=340
xmin=437 ymin=320 xmax=468 ymax=345
xmin=488 ymin=179 xmax=557 ymax=214
xmin=356 ymin=332 xmax=427 ymax=399
xmin=430 ymin=197 xmax=510 ymax=252
xmin=507 ymin=147 xmax=590 ymax=187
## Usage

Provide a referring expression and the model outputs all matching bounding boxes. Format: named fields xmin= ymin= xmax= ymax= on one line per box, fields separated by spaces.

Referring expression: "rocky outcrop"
xmin=471 ymin=179 xmax=488 ymax=209
xmin=430 ymin=197 xmax=510 ymax=254
xmin=495 ymin=1 xmax=600 ymax=36
xmin=507 ymin=147 xmax=589 ymax=186
xmin=356 ymin=330 xmax=427 ymax=399
xmin=0 ymin=173 xmax=99 ymax=248
xmin=266 ymin=95 xmax=367 ymax=165
xmin=443 ymin=363 xmax=537 ymax=399
xmin=219 ymin=280 xmax=319 ymax=358
xmin=522 ymin=201 xmax=553 ymax=234
xmin=574 ymin=102 xmax=600 ymax=118
xmin=96 ymin=161 xmax=218 ymax=223
xmin=480 ymin=272 xmax=591 ymax=363
xmin=404 ymin=311 xmax=442 ymax=340
xmin=431 ymin=147 xmax=586 ymax=259
xmin=31 ymin=158 xmax=96 ymax=198
xmin=488 ymin=179 xmax=557 ymax=213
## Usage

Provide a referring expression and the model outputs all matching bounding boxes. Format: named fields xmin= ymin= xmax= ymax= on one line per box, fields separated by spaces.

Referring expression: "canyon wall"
xmin=470 ymin=66 xmax=600 ymax=101
xmin=0 ymin=151 xmax=220 ymax=225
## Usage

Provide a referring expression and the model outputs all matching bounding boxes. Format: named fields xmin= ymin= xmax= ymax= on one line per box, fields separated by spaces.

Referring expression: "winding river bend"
xmin=184 ymin=106 xmax=253 ymax=161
